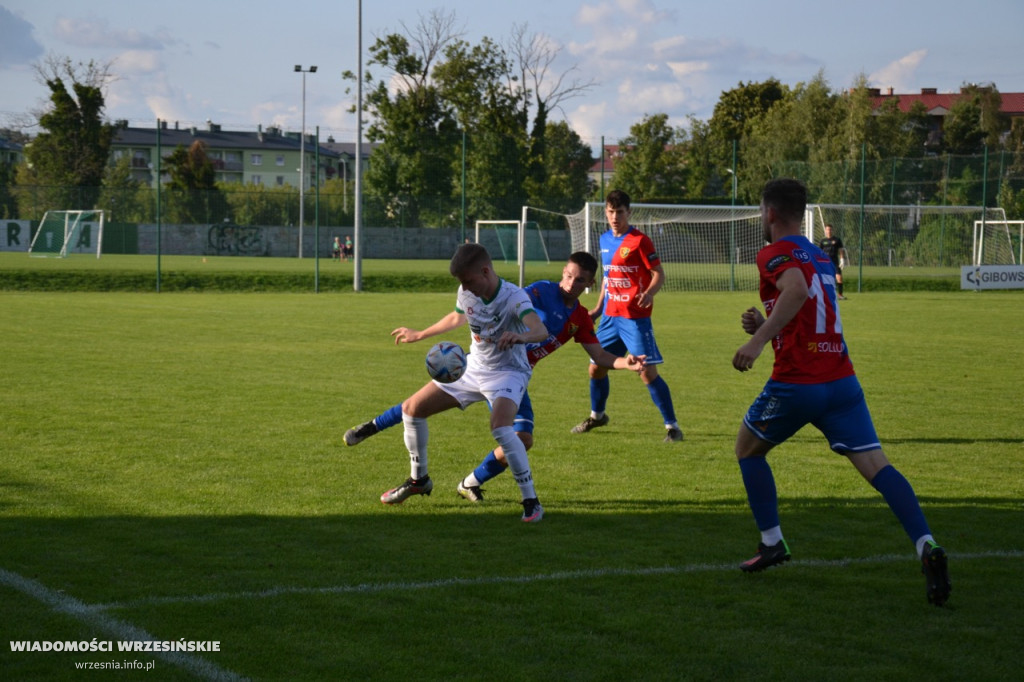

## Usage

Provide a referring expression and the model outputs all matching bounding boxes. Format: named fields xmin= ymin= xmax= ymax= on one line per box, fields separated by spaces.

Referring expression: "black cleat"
xmin=921 ymin=541 xmax=951 ymax=606
xmin=740 ymin=540 xmax=791 ymax=573
xmin=344 ymin=420 xmax=379 ymax=446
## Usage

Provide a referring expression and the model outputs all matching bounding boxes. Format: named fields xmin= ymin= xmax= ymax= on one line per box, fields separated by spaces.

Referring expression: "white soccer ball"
xmin=425 ymin=341 xmax=467 ymax=383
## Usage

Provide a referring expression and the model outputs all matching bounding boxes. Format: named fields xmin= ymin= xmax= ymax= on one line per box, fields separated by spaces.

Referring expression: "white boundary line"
xmin=87 ymin=549 xmax=1021 ymax=612
xmin=0 ymin=568 xmax=246 ymax=682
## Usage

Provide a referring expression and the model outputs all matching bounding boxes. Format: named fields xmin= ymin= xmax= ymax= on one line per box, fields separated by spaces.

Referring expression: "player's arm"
xmin=732 ymin=267 xmax=807 ymax=372
xmin=581 ymin=342 xmax=646 ymax=374
xmin=587 ymin=278 xmax=607 ymax=320
xmin=634 ymin=263 xmax=665 ymax=309
xmin=496 ymin=310 xmax=549 ymax=350
xmin=392 ymin=310 xmax=465 ymax=345
xmin=839 ymin=246 xmax=849 ymax=269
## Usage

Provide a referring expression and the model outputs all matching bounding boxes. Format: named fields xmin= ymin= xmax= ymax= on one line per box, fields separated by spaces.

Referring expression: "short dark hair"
xmin=606 ymin=189 xmax=631 ymax=209
xmin=762 ymin=178 xmax=807 ymax=224
xmin=449 ymin=242 xmax=491 ymax=276
xmin=568 ymin=251 xmax=599 ymax=278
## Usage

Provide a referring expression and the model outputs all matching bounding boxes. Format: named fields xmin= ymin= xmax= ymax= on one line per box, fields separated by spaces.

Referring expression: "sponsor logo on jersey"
xmin=793 ymin=249 xmax=810 ymax=262
xmin=765 ymin=254 xmax=792 ymax=272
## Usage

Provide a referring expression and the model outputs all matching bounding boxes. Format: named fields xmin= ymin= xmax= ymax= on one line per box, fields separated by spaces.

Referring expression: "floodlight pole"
xmin=295 ymin=64 xmax=317 ymax=258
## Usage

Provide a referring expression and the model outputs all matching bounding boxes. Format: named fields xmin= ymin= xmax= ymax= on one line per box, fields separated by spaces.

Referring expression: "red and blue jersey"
xmin=523 ymin=280 xmax=598 ymax=366
xmin=757 ymin=235 xmax=854 ymax=384
xmin=599 ymin=227 xmax=660 ymax=319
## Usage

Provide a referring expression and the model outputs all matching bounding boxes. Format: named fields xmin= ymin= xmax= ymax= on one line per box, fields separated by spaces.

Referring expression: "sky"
xmin=2 ymin=0 xmax=1023 ymax=149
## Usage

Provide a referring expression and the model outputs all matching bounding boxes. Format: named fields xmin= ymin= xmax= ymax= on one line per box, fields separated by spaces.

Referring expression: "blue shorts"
xmin=513 ymin=390 xmax=534 ymax=434
xmin=593 ymin=315 xmax=664 ymax=365
xmin=742 ymin=375 xmax=881 ymax=454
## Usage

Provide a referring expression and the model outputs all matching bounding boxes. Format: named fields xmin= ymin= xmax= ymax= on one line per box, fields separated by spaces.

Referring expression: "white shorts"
xmin=436 ymin=365 xmax=529 ymax=410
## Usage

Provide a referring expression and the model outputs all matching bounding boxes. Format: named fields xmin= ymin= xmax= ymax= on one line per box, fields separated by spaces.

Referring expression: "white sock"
xmin=493 ymin=426 xmax=536 ymax=499
xmin=591 ymin=411 xmax=605 ymax=420
xmin=760 ymin=526 xmax=784 ymax=546
xmin=402 ymin=412 xmax=429 ymax=479
xmin=915 ymin=534 xmax=935 ymax=558
xmin=463 ymin=473 xmax=481 ymax=488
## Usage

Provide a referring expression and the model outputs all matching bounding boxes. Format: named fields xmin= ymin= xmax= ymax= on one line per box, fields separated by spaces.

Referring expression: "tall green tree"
xmin=611 ymin=113 xmax=688 ymax=202
xmin=20 ymin=57 xmax=115 ymax=213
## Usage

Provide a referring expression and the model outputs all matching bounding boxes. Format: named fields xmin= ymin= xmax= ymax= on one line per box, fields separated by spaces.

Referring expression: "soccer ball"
xmin=425 ymin=341 xmax=467 ymax=383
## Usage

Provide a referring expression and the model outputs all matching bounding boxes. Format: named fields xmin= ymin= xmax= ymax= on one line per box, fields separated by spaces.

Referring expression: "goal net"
xmin=808 ymin=204 xmax=1005 ymax=268
xmin=563 ymin=202 xmax=766 ymax=291
xmin=474 ymin=219 xmax=552 ymax=287
xmin=972 ymin=220 xmax=1024 ymax=265
xmin=29 ymin=210 xmax=105 ymax=258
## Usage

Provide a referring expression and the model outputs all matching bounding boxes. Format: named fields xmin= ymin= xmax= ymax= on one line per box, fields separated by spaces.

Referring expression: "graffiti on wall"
xmin=207 ymin=223 xmax=268 ymax=256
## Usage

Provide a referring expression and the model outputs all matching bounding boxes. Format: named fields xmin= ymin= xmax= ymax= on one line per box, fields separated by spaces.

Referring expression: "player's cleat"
xmin=921 ymin=541 xmax=951 ymax=606
xmin=521 ymin=497 xmax=544 ymax=523
xmin=344 ymin=420 xmax=379 ymax=446
xmin=457 ymin=480 xmax=485 ymax=503
xmin=664 ymin=426 xmax=684 ymax=443
xmin=740 ymin=539 xmax=791 ymax=572
xmin=380 ymin=476 xmax=433 ymax=504
xmin=837 ymin=295 xmax=847 ymax=300
xmin=570 ymin=414 xmax=609 ymax=434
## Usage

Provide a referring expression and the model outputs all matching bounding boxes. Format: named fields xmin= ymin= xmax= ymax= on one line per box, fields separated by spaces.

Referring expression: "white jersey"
xmin=455 ymin=278 xmax=535 ymax=374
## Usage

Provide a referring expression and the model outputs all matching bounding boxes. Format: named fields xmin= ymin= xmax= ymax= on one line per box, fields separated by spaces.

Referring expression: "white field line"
xmin=87 ymin=549 xmax=1021 ymax=613
xmin=0 ymin=568 xmax=247 ymax=682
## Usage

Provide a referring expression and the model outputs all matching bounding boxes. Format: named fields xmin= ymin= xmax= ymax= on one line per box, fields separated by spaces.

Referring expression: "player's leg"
xmin=344 ymin=403 xmax=402 ymax=446
xmin=625 ymin=318 xmax=682 ymax=442
xmin=819 ymin=376 xmax=950 ymax=605
xmin=458 ymin=392 xmax=534 ymax=502
xmin=735 ymin=380 xmax=816 ymax=571
xmin=380 ymin=382 xmax=460 ymax=505
xmin=570 ymin=320 xmax=621 ymax=434
xmin=484 ymin=371 xmax=542 ymax=522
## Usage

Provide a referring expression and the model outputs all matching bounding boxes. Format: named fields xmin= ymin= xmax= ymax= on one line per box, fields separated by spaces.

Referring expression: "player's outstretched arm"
xmin=392 ymin=311 xmax=465 ymax=345
xmin=582 ymin=342 xmax=646 ymax=374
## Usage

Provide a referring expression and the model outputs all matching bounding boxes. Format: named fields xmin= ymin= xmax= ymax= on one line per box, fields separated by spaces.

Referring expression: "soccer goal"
xmin=28 ymin=210 xmax=105 ymax=258
xmin=972 ymin=220 xmax=1024 ymax=265
xmin=808 ymin=204 xmax=1005 ymax=268
xmin=563 ymin=202 xmax=766 ymax=291
xmin=474 ymin=218 xmax=551 ymax=287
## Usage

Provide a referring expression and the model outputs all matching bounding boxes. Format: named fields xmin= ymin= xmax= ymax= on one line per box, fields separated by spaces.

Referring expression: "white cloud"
xmin=869 ymin=49 xmax=928 ymax=92
xmin=54 ymin=16 xmax=174 ymax=50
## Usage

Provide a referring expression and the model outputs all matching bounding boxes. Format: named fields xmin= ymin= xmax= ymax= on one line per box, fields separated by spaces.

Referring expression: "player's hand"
xmin=740 ymin=307 xmax=764 ymax=336
xmin=624 ymin=353 xmax=647 ymax=374
xmin=732 ymin=339 xmax=762 ymax=372
xmin=391 ymin=327 xmax=422 ymax=345
xmin=496 ymin=331 xmax=520 ymax=350
xmin=634 ymin=290 xmax=654 ymax=308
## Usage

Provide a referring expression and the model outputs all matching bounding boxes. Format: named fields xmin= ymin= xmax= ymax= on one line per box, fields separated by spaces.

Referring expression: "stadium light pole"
xmin=295 ymin=64 xmax=317 ymax=258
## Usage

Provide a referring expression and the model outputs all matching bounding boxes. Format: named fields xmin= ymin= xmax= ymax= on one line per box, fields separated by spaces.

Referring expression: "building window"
xmin=275 ymin=155 xmax=285 ymax=166
xmin=252 ymin=175 xmax=262 ymax=185
xmin=276 ymin=176 xmax=285 ymax=186
xmin=251 ymin=154 xmax=262 ymax=166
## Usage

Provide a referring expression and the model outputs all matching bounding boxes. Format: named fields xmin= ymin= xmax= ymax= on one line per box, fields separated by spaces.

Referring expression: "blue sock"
xmin=473 ymin=451 xmax=507 ymax=484
xmin=646 ymin=375 xmax=677 ymax=425
xmin=590 ymin=376 xmax=610 ymax=413
xmin=739 ymin=457 xmax=779 ymax=531
xmin=870 ymin=465 xmax=931 ymax=542
xmin=374 ymin=404 xmax=403 ymax=431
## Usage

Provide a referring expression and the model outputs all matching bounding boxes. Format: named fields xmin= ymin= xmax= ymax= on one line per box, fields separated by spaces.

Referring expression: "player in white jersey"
xmin=380 ymin=243 xmax=550 ymax=521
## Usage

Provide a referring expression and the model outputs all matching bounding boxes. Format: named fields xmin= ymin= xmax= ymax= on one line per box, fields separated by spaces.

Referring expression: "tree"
xmin=526 ymin=120 xmax=592 ymax=213
xmin=610 ymin=114 xmax=688 ymax=202
xmin=162 ymin=140 xmax=225 ymax=224
xmin=20 ymin=57 xmax=116 ymax=213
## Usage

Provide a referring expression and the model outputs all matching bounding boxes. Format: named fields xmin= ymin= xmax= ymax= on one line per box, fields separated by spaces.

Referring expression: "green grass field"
xmin=1 ymin=288 xmax=1022 ymax=681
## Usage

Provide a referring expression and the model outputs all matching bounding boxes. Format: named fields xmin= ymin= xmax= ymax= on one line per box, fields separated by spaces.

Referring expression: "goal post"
xmin=29 ymin=210 xmax=105 ymax=258
xmin=972 ymin=220 xmax=1024 ymax=266
xmin=474 ymin=219 xmax=552 ymax=287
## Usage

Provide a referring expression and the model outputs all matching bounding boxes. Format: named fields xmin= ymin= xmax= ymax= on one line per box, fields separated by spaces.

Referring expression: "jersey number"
xmin=808 ymin=273 xmax=843 ymax=335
